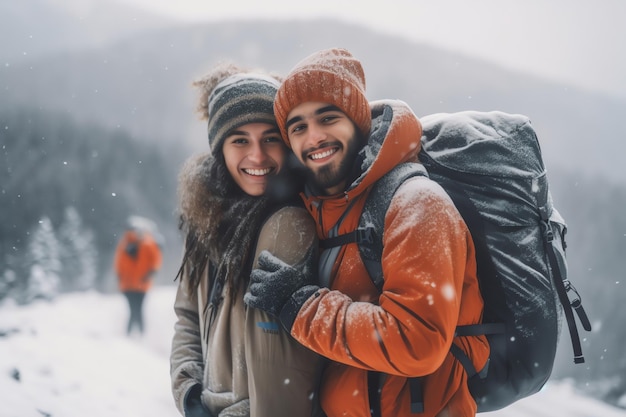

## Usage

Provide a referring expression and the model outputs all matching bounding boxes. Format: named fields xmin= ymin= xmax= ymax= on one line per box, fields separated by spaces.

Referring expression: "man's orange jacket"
xmin=283 ymin=101 xmax=490 ymax=417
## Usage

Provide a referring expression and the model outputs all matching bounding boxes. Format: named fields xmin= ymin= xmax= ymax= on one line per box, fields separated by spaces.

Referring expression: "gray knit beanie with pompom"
xmin=205 ymin=72 xmax=281 ymax=152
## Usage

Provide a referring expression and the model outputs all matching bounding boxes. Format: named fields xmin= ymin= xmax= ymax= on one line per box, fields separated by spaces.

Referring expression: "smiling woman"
xmin=169 ymin=61 xmax=324 ymax=417
xmin=222 ymin=123 xmax=284 ymax=196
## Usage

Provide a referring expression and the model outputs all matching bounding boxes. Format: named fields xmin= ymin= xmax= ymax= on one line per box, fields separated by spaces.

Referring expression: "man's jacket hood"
xmin=334 ymin=100 xmax=422 ymax=200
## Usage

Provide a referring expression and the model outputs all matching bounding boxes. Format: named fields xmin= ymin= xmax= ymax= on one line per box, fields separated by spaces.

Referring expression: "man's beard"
xmin=305 ymin=132 xmax=362 ymax=194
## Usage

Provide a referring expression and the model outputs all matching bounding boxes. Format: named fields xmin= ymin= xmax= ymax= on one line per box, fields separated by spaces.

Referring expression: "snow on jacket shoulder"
xmin=287 ymin=100 xmax=490 ymax=417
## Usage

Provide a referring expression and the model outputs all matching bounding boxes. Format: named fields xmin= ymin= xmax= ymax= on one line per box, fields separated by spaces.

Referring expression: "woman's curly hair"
xmin=176 ymin=62 xmax=284 ymax=294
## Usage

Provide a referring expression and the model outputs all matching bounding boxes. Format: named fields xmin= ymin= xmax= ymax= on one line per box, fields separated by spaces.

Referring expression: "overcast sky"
xmin=118 ymin=0 xmax=626 ymax=99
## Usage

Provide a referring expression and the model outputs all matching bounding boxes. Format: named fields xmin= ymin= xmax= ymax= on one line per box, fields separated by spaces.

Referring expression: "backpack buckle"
xmin=541 ymin=220 xmax=554 ymax=242
xmin=356 ymin=226 xmax=374 ymax=245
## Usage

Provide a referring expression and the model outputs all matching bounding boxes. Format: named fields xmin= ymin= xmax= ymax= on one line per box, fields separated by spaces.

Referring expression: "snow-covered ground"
xmin=1 ymin=286 xmax=624 ymax=417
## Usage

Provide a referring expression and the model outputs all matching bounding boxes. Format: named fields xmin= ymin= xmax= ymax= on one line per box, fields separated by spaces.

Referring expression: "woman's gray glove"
xmin=244 ymin=249 xmax=317 ymax=317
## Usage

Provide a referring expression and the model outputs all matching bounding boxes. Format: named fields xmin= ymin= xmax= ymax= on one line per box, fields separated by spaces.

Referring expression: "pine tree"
xmin=24 ymin=217 xmax=61 ymax=303
xmin=0 ymin=251 xmax=23 ymax=303
xmin=0 ymin=269 xmax=17 ymax=302
xmin=58 ymin=206 xmax=98 ymax=292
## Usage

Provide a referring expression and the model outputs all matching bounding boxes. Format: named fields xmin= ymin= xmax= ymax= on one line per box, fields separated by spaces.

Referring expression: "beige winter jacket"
xmin=170 ymin=206 xmax=324 ymax=417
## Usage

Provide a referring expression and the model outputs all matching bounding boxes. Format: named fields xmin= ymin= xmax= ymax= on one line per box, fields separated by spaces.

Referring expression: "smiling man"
xmin=284 ymin=102 xmax=363 ymax=195
xmin=244 ymin=48 xmax=490 ymax=417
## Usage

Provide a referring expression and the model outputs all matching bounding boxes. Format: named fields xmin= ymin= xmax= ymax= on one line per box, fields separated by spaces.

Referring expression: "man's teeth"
xmin=310 ymin=148 xmax=336 ymax=160
xmin=243 ymin=168 xmax=272 ymax=176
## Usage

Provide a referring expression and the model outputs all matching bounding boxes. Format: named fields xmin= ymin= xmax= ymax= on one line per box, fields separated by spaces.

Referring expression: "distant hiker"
xmin=114 ymin=217 xmax=162 ymax=336
xmin=244 ymin=48 xmax=489 ymax=417
xmin=170 ymin=63 xmax=324 ymax=417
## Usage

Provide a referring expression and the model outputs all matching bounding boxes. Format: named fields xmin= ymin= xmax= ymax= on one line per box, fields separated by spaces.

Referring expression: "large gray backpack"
xmin=322 ymin=110 xmax=591 ymax=414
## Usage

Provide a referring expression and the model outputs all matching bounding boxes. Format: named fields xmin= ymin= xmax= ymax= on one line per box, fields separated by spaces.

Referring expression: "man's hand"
xmin=244 ymin=250 xmax=316 ymax=317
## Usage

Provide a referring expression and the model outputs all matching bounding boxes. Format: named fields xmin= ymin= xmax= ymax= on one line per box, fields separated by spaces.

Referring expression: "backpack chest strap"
xmin=319 ymin=226 xmax=374 ymax=249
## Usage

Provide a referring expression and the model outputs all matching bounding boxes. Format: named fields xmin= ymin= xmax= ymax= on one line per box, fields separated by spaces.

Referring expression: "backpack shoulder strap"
xmin=358 ymin=162 xmax=428 ymax=291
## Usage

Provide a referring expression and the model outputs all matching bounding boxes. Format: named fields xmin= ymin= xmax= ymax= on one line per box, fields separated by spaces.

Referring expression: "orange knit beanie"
xmin=274 ymin=48 xmax=371 ymax=147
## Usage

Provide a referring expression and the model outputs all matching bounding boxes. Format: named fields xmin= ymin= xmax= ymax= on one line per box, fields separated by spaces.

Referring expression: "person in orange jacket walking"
xmin=244 ymin=48 xmax=490 ymax=417
xmin=114 ymin=218 xmax=162 ymax=336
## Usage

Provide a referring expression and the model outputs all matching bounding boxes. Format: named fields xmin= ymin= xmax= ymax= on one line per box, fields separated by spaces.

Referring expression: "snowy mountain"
xmin=1 ymin=286 xmax=625 ymax=417
xmin=1 ymin=3 xmax=624 ymax=182
xmin=1 ymin=1 xmax=625 ymax=414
